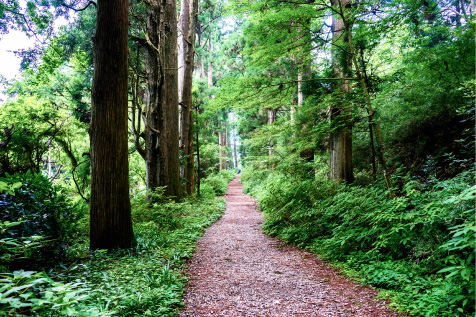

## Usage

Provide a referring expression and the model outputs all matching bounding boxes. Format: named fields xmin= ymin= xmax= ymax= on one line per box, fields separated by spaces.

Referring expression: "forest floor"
xmin=180 ymin=176 xmax=400 ymax=317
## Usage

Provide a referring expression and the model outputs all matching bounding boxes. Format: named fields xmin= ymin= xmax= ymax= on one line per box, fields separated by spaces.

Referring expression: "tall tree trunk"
xmin=90 ymin=0 xmax=133 ymax=250
xmin=144 ymin=0 xmax=181 ymax=200
xmin=144 ymin=6 xmax=161 ymax=195
xmin=267 ymin=108 xmax=277 ymax=166
xmin=208 ymin=36 xmax=213 ymax=90
xmin=178 ymin=0 xmax=198 ymax=195
xmin=47 ymin=137 xmax=52 ymax=179
xmin=218 ymin=128 xmax=226 ymax=171
xmin=233 ymin=135 xmax=238 ymax=168
xmin=329 ymin=0 xmax=354 ymax=183
xmin=195 ymin=106 xmax=201 ymax=197
xmin=162 ymin=0 xmax=181 ymax=200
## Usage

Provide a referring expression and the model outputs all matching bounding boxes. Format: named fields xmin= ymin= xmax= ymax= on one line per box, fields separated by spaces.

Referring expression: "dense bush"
xmin=201 ymin=169 xmax=236 ymax=196
xmin=0 ymin=172 xmax=82 ymax=270
xmin=242 ymin=167 xmax=475 ymax=316
xmin=0 ymin=179 xmax=227 ymax=316
xmin=131 ymin=187 xmax=183 ymax=231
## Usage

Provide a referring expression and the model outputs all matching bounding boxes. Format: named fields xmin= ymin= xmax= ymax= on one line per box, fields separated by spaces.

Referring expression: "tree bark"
xmin=233 ymin=135 xmax=238 ymax=168
xmin=144 ymin=5 xmax=161 ymax=195
xmin=218 ymin=128 xmax=226 ymax=171
xmin=329 ymin=0 xmax=354 ymax=183
xmin=143 ymin=0 xmax=181 ymax=200
xmin=178 ymin=0 xmax=198 ymax=195
xmin=208 ymin=36 xmax=213 ymax=90
xmin=90 ymin=0 xmax=133 ymax=249
xmin=161 ymin=0 xmax=181 ymax=200
xmin=195 ymin=106 xmax=201 ymax=197
xmin=267 ymin=108 xmax=277 ymax=165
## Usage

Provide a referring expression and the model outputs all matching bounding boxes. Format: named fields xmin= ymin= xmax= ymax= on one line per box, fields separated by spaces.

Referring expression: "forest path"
xmin=180 ymin=176 xmax=398 ymax=317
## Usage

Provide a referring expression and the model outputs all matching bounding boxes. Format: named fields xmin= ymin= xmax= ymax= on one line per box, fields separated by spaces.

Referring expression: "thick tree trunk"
xmin=233 ymin=136 xmax=238 ymax=168
xmin=195 ymin=24 xmax=206 ymax=80
xmin=144 ymin=0 xmax=181 ymax=200
xmin=177 ymin=0 xmax=188 ymax=112
xmin=144 ymin=7 xmax=161 ymax=195
xmin=90 ymin=0 xmax=133 ymax=249
xmin=178 ymin=0 xmax=198 ymax=195
xmin=162 ymin=0 xmax=181 ymax=200
xmin=329 ymin=0 xmax=354 ymax=183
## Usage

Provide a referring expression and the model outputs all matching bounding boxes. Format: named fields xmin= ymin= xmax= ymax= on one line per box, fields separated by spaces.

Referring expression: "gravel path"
xmin=180 ymin=176 xmax=399 ymax=317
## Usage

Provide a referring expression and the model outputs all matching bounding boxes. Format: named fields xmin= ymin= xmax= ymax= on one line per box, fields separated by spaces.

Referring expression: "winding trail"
xmin=180 ymin=176 xmax=399 ymax=317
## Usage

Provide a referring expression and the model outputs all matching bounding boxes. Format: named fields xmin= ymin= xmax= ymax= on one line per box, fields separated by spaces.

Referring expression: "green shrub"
xmin=198 ymin=182 xmax=216 ymax=199
xmin=131 ymin=188 xmax=183 ymax=231
xmin=244 ymin=167 xmax=475 ymax=316
xmin=0 ymin=172 xmax=82 ymax=270
xmin=201 ymin=170 xmax=236 ymax=196
xmin=0 ymin=270 xmax=108 ymax=317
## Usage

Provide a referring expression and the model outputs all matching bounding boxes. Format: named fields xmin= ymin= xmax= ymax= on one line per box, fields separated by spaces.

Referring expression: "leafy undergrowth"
xmin=0 ymin=171 xmax=233 ymax=316
xmin=242 ymin=167 xmax=475 ymax=317
xmin=73 ymin=197 xmax=225 ymax=316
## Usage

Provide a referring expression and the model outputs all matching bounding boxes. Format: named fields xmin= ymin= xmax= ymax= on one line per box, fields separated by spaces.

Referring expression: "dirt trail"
xmin=180 ymin=176 xmax=398 ymax=317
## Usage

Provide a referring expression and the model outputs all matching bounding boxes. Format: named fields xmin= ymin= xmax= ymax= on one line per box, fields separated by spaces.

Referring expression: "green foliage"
xmin=0 ymin=181 xmax=21 ymax=195
xmin=0 ymin=270 xmax=109 ymax=317
xmin=0 ymin=172 xmax=82 ymax=269
xmin=131 ymin=187 xmax=183 ymax=231
xmin=0 ymin=97 xmax=56 ymax=175
xmin=0 ymin=187 xmax=226 ymax=316
xmin=62 ymin=196 xmax=225 ymax=316
xmin=0 ymin=221 xmax=43 ymax=271
xmin=201 ymin=169 xmax=236 ymax=196
xmin=243 ymin=167 xmax=475 ymax=316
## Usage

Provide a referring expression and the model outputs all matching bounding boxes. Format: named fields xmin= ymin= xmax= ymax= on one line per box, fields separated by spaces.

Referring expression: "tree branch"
xmin=61 ymin=1 xmax=97 ymax=12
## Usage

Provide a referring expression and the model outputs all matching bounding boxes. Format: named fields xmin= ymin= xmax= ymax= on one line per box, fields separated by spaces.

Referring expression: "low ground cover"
xmin=0 ymin=170 xmax=234 ymax=316
xmin=242 ymin=167 xmax=475 ymax=317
